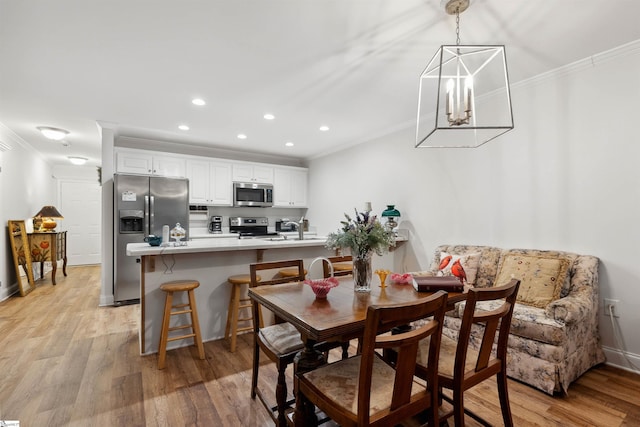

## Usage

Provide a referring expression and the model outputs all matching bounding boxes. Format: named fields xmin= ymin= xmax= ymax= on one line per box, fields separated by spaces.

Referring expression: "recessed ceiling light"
xmin=68 ymin=156 xmax=88 ymax=165
xmin=192 ymin=98 xmax=206 ymax=106
xmin=319 ymin=125 xmax=330 ymax=132
xmin=37 ymin=126 xmax=69 ymax=140
xmin=237 ymin=133 xmax=247 ymax=140
xmin=178 ymin=125 xmax=190 ymax=131
xmin=263 ymin=113 xmax=275 ymax=120
xmin=285 ymin=142 xmax=294 ymax=147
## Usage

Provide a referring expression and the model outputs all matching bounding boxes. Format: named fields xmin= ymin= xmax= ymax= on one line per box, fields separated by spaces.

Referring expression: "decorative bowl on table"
xmin=389 ymin=273 xmax=413 ymax=284
xmin=304 ymin=277 xmax=339 ymax=299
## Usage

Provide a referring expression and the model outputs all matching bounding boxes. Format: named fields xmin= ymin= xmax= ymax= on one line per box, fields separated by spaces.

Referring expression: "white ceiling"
xmin=2 ymin=0 xmax=640 ymax=167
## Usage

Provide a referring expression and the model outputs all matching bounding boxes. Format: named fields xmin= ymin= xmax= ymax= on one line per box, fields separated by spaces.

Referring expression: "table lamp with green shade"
xmin=34 ymin=205 xmax=64 ymax=232
xmin=381 ymin=205 xmax=401 ymax=231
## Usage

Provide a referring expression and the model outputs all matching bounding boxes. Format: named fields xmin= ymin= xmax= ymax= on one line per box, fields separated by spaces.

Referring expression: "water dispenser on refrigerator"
xmin=119 ymin=210 xmax=144 ymax=233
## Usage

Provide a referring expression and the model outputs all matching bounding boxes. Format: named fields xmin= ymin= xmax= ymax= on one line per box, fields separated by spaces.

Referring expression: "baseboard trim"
xmin=603 ymin=345 xmax=640 ymax=374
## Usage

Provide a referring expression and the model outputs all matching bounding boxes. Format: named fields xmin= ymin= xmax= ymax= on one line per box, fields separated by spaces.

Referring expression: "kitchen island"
xmin=127 ymin=234 xmax=406 ymax=355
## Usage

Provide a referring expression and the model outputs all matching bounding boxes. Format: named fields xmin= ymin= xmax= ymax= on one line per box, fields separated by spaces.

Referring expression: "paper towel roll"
xmin=162 ymin=225 xmax=170 ymax=245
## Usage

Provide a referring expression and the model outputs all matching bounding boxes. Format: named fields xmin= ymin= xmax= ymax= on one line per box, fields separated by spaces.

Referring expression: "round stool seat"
xmin=278 ymin=268 xmax=308 ymax=278
xmin=228 ymin=274 xmax=261 ymax=285
xmin=160 ymin=279 xmax=199 ymax=293
xmin=332 ymin=262 xmax=352 ymax=272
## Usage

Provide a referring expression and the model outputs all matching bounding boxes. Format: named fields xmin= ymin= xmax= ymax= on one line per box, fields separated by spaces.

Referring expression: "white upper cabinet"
xmin=115 ymin=150 xmax=153 ymax=175
xmin=116 ymin=149 xmax=186 ymax=177
xmin=186 ymin=160 xmax=210 ymax=204
xmin=210 ymin=161 xmax=233 ymax=205
xmin=186 ymin=159 xmax=232 ymax=205
xmin=116 ymin=149 xmax=304 ymax=207
xmin=273 ymin=167 xmax=308 ymax=207
xmin=153 ymin=155 xmax=187 ymax=177
xmin=232 ymin=163 xmax=274 ymax=184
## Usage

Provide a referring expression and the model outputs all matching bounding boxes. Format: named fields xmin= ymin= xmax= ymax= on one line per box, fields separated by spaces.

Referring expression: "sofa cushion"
xmin=504 ymin=249 xmax=579 ymax=298
xmin=430 ymin=245 xmax=503 ymax=288
xmin=436 ymin=251 xmax=481 ymax=286
xmin=494 ymin=253 xmax=571 ymax=308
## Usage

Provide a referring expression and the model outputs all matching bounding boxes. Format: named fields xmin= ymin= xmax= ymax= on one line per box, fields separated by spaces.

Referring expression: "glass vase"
xmin=353 ymin=252 xmax=373 ymax=292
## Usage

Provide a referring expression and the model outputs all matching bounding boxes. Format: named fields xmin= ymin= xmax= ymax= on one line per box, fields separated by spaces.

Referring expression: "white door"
xmin=60 ymin=180 xmax=102 ymax=265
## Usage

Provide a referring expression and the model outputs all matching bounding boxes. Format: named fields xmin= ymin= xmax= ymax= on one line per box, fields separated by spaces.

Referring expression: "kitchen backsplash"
xmin=189 ymin=206 xmax=309 ymax=235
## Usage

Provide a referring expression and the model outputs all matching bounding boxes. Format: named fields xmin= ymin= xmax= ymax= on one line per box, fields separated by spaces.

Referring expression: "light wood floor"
xmin=1 ymin=265 xmax=639 ymax=426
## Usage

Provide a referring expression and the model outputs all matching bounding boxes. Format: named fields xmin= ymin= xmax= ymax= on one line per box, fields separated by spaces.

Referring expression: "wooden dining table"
xmin=248 ymin=276 xmax=466 ymax=426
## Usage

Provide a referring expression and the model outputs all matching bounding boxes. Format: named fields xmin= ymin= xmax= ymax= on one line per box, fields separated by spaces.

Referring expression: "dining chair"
xmin=322 ymin=255 xmax=353 ymax=278
xmin=321 ymin=255 xmax=353 ymax=359
xmin=250 ymin=259 xmax=306 ymax=427
xmin=415 ymin=278 xmax=520 ymax=427
xmin=296 ymin=291 xmax=449 ymax=427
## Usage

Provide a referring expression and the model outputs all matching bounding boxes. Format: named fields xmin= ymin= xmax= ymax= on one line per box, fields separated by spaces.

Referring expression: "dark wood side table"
xmin=27 ymin=231 xmax=68 ymax=285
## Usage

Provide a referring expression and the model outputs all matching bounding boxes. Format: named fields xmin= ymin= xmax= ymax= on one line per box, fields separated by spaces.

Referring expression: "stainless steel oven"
xmin=233 ymin=182 xmax=273 ymax=207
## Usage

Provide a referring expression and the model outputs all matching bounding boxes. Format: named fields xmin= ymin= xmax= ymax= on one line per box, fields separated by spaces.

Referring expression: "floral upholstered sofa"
xmin=417 ymin=244 xmax=605 ymax=395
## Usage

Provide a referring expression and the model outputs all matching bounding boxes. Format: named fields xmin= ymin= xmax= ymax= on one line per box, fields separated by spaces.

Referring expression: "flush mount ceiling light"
xmin=237 ymin=133 xmax=247 ymax=140
xmin=37 ymin=126 xmax=69 ymax=140
xmin=178 ymin=125 xmax=190 ymax=131
xmin=68 ymin=156 xmax=88 ymax=165
xmin=285 ymin=141 xmax=294 ymax=147
xmin=191 ymin=98 xmax=206 ymax=106
xmin=263 ymin=113 xmax=275 ymax=120
xmin=319 ymin=125 xmax=330 ymax=132
xmin=416 ymin=0 xmax=513 ymax=148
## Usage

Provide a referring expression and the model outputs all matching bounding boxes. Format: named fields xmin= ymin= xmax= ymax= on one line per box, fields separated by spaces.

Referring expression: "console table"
xmin=27 ymin=231 xmax=68 ymax=285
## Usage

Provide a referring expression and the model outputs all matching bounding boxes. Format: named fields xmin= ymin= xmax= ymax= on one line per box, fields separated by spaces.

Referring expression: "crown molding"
xmin=513 ymin=38 xmax=640 ymax=90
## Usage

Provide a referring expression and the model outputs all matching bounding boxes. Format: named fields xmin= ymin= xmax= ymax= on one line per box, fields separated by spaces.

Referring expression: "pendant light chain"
xmin=455 ymin=7 xmax=461 ymax=46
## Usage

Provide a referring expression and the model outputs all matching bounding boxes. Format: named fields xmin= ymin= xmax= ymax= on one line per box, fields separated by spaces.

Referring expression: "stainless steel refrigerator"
xmin=113 ymin=174 xmax=189 ymax=304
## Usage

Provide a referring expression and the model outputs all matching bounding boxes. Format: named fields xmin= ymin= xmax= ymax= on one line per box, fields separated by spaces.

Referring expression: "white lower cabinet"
xmin=273 ymin=167 xmax=308 ymax=207
xmin=186 ymin=160 xmax=232 ymax=205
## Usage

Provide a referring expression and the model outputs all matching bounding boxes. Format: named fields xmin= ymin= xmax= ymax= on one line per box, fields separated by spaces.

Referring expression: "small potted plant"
xmin=326 ymin=208 xmax=396 ymax=292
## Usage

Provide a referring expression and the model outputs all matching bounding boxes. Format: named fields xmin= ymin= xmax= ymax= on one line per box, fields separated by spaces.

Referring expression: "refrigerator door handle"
xmin=149 ymin=195 xmax=155 ymax=235
xmin=144 ymin=195 xmax=150 ymax=237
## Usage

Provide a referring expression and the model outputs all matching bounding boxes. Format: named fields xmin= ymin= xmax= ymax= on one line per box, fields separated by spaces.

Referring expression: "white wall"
xmin=307 ymin=41 xmax=640 ymax=373
xmin=0 ymin=124 xmax=57 ymax=301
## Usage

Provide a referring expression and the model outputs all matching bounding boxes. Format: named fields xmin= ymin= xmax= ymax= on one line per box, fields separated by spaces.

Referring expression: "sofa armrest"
xmin=546 ymin=255 xmax=600 ymax=324
xmin=545 ymin=295 xmax=589 ymax=324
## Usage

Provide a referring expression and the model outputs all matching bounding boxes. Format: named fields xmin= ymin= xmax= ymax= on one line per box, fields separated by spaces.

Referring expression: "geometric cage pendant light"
xmin=416 ymin=0 xmax=514 ymax=148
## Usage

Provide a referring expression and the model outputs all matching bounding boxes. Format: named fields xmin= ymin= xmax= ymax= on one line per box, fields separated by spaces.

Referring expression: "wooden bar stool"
xmin=158 ymin=280 xmax=205 ymax=369
xmin=322 ymin=255 xmax=353 ymax=278
xmin=225 ymin=274 xmax=261 ymax=352
xmin=277 ymin=268 xmax=307 ymax=278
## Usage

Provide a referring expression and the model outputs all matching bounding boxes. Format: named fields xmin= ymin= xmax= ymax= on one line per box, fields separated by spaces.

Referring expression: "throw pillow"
xmin=494 ymin=254 xmax=571 ymax=308
xmin=437 ymin=252 xmax=481 ymax=286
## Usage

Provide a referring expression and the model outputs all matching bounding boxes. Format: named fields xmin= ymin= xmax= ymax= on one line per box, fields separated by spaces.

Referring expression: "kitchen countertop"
xmin=188 ymin=231 xmax=317 ymax=239
xmin=127 ymin=231 xmax=408 ymax=257
xmin=126 ymin=235 xmax=330 ymax=256
xmin=189 ymin=232 xmax=238 ymax=239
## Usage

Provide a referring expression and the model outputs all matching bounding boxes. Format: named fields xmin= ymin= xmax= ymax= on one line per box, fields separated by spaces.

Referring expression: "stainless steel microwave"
xmin=233 ymin=182 xmax=273 ymax=207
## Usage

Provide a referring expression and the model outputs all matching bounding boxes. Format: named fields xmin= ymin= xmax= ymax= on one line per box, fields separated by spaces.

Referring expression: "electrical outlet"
xmin=604 ymin=298 xmax=620 ymax=318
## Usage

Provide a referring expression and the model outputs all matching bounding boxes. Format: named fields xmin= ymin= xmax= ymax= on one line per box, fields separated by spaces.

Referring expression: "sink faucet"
xmin=284 ymin=216 xmax=305 ymax=240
